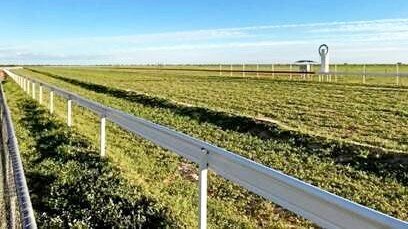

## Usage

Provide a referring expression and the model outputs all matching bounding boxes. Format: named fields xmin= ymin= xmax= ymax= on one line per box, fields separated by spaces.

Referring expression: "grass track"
xmin=26 ymin=67 xmax=408 ymax=152
xmin=8 ymin=68 xmax=408 ymax=226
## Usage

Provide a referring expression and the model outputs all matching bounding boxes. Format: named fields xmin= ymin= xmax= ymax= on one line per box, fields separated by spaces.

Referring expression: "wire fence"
xmin=0 ymin=78 xmax=37 ymax=229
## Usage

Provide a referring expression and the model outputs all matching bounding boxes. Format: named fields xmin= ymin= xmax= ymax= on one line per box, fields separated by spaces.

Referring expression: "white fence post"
xmin=230 ymin=64 xmax=233 ymax=77
xmin=27 ymin=80 xmax=30 ymax=94
xmin=100 ymin=115 xmax=106 ymax=157
xmin=199 ymin=149 xmax=209 ymax=229
xmin=335 ymin=64 xmax=338 ymax=82
xmin=396 ymin=64 xmax=400 ymax=86
xmin=39 ymin=85 xmax=43 ymax=104
xmin=256 ymin=64 xmax=259 ymax=77
xmin=219 ymin=64 xmax=222 ymax=76
xmin=329 ymin=66 xmax=332 ymax=82
xmin=242 ymin=64 xmax=245 ymax=77
xmin=67 ymin=98 xmax=72 ymax=127
xmin=271 ymin=64 xmax=275 ymax=78
xmin=32 ymin=82 xmax=36 ymax=99
xmin=49 ymin=91 xmax=54 ymax=114
xmin=363 ymin=64 xmax=366 ymax=84
xmin=289 ymin=64 xmax=292 ymax=80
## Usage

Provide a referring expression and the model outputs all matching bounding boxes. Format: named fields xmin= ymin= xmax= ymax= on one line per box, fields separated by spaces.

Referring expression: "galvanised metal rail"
xmin=4 ymin=69 xmax=408 ymax=229
xmin=0 ymin=80 xmax=37 ymax=229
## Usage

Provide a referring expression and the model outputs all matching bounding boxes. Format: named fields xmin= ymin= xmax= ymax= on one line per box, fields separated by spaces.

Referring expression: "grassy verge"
xmin=3 ymin=80 xmax=178 ymax=228
xmin=8 ymin=68 xmax=407 ymax=225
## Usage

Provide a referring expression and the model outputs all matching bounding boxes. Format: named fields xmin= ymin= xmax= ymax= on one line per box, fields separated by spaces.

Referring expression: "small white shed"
xmin=294 ymin=60 xmax=315 ymax=72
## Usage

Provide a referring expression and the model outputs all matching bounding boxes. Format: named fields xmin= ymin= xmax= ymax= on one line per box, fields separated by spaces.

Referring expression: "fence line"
xmin=106 ymin=66 xmax=408 ymax=86
xmin=128 ymin=65 xmax=408 ymax=86
xmin=0 ymin=79 xmax=37 ymax=229
xmin=4 ymin=69 xmax=408 ymax=229
xmin=111 ymin=66 xmax=408 ymax=77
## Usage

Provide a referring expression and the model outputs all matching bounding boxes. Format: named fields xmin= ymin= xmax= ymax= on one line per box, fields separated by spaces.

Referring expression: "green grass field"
xmin=25 ymin=66 xmax=408 ymax=152
xmin=5 ymin=66 xmax=407 ymax=227
xmin=86 ymin=64 xmax=408 ymax=86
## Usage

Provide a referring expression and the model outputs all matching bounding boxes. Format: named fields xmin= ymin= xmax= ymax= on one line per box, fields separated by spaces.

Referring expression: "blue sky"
xmin=1 ymin=0 xmax=408 ymax=64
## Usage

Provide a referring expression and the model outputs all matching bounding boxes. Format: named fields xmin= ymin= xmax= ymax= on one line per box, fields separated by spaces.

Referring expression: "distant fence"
xmin=113 ymin=65 xmax=408 ymax=85
xmin=0 ymin=76 xmax=37 ymax=228
xmin=4 ymin=68 xmax=408 ymax=229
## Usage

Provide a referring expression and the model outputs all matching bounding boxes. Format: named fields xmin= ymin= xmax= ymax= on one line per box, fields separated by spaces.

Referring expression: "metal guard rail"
xmin=4 ymin=69 xmax=408 ymax=229
xmin=0 ymin=82 xmax=37 ymax=228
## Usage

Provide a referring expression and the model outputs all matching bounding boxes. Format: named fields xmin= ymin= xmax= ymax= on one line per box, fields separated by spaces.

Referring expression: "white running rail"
xmin=4 ymin=68 xmax=408 ymax=229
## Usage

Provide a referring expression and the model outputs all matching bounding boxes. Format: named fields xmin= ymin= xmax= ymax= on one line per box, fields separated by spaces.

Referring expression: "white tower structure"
xmin=319 ymin=44 xmax=329 ymax=73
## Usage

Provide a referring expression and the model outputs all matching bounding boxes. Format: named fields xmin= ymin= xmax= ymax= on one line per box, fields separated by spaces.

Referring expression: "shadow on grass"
xmin=18 ymin=98 xmax=176 ymax=228
xmin=27 ymin=69 xmax=408 ymax=185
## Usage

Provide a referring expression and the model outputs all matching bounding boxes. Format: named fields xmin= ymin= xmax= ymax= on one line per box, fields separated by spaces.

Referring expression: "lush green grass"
xmin=8 ymin=68 xmax=408 ymax=227
xmin=3 ymin=81 xmax=178 ymax=228
xmin=26 ymin=67 xmax=408 ymax=152
xmin=88 ymin=64 xmax=408 ymax=86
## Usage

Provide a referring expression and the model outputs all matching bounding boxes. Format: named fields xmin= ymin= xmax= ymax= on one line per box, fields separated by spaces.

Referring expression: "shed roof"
xmin=294 ymin=60 xmax=316 ymax=64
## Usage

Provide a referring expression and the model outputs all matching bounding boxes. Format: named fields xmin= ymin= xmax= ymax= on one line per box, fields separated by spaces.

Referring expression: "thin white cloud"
xmin=308 ymin=19 xmax=408 ymax=33
xmin=10 ymin=18 xmax=408 ymax=47
xmin=2 ymin=18 xmax=408 ymax=64
xmin=151 ymin=18 xmax=408 ymax=34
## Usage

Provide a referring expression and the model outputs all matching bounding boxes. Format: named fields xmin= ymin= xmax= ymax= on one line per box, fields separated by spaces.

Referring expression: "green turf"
xmin=25 ymin=66 xmax=408 ymax=152
xmin=7 ymin=67 xmax=407 ymax=227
